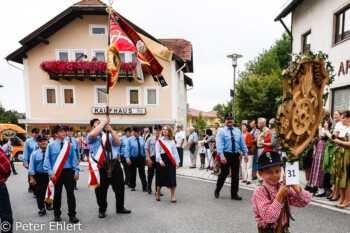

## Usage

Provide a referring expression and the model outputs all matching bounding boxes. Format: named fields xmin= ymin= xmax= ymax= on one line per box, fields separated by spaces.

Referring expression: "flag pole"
xmin=105 ymin=0 xmax=113 ymax=177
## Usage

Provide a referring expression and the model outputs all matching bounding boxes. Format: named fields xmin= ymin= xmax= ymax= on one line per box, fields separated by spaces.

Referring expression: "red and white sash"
xmin=158 ymin=139 xmax=176 ymax=166
xmin=88 ymin=133 xmax=107 ymax=188
xmin=45 ymin=141 xmax=70 ymax=203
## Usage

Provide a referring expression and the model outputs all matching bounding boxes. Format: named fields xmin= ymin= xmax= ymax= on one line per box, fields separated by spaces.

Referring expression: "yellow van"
xmin=0 ymin=124 xmax=31 ymax=161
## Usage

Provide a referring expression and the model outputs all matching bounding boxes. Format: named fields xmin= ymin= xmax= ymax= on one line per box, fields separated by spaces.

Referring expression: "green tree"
xmin=194 ymin=113 xmax=207 ymax=135
xmin=213 ymin=101 xmax=232 ymax=123
xmin=0 ymin=104 xmax=20 ymax=125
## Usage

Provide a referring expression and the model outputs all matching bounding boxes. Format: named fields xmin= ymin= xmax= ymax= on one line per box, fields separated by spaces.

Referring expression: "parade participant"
xmin=257 ymin=118 xmax=270 ymax=157
xmin=155 ymin=125 xmax=180 ymax=202
xmin=174 ymin=125 xmax=185 ymax=167
xmin=88 ymin=117 xmax=131 ymax=218
xmin=188 ymin=127 xmax=199 ymax=168
xmin=0 ymin=146 xmax=13 ymax=233
xmin=143 ymin=128 xmax=152 ymax=142
xmin=42 ymin=128 xmax=53 ymax=143
xmin=29 ymin=135 xmax=51 ymax=216
xmin=241 ymin=123 xmax=253 ymax=185
xmin=117 ymin=128 xmax=132 ymax=187
xmin=198 ymin=141 xmax=206 ymax=170
xmin=125 ymin=127 xmax=148 ymax=192
xmin=309 ymin=119 xmax=332 ymax=197
xmin=43 ymin=124 xmax=80 ymax=223
xmin=65 ymin=126 xmax=81 ymax=190
xmin=23 ymin=128 xmax=40 ymax=194
xmin=82 ymin=132 xmax=89 ymax=162
xmin=145 ymin=124 xmax=162 ymax=194
xmin=325 ymin=109 xmax=345 ymax=201
xmin=332 ymin=110 xmax=350 ymax=208
xmin=251 ymin=151 xmax=311 ymax=232
xmin=204 ymin=129 xmax=215 ymax=170
xmin=250 ymin=120 xmax=260 ymax=180
xmin=214 ymin=113 xmax=248 ymax=200
xmin=2 ymin=140 xmax=17 ymax=175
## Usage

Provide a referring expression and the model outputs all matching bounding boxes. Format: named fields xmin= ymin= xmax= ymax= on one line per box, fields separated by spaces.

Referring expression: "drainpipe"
xmin=7 ymin=61 xmax=23 ymax=71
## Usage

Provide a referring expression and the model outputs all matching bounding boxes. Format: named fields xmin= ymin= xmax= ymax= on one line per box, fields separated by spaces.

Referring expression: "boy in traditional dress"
xmin=251 ymin=151 xmax=311 ymax=232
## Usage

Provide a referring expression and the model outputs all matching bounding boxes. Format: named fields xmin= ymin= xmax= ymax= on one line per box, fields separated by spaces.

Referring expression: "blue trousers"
xmin=252 ymin=152 xmax=258 ymax=172
xmin=0 ymin=182 xmax=13 ymax=233
xmin=177 ymin=148 xmax=184 ymax=167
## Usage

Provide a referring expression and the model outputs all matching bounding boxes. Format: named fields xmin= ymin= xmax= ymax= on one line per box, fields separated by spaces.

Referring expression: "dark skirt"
xmin=156 ymin=153 xmax=177 ymax=188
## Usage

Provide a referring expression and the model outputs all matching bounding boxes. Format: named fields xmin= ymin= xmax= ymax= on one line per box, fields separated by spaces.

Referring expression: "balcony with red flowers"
xmin=40 ymin=60 xmax=150 ymax=82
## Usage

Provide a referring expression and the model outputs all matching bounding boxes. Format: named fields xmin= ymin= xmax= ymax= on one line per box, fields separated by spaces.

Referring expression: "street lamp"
xmin=227 ymin=53 xmax=243 ymax=120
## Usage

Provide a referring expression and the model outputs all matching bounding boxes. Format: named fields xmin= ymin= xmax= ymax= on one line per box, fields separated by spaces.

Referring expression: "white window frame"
xmin=144 ymin=86 xmax=159 ymax=107
xmin=72 ymin=49 xmax=87 ymax=61
xmin=61 ymin=85 xmax=76 ymax=106
xmin=42 ymin=85 xmax=58 ymax=106
xmin=92 ymin=49 xmax=107 ymax=61
xmin=119 ymin=52 xmax=137 ymax=63
xmin=89 ymin=24 xmax=107 ymax=37
xmin=94 ymin=85 xmax=107 ymax=107
xmin=127 ymin=86 xmax=141 ymax=107
xmin=56 ymin=49 xmax=70 ymax=60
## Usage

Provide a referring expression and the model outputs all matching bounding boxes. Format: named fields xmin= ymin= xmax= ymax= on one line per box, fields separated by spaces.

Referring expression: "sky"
xmin=0 ymin=0 xmax=291 ymax=113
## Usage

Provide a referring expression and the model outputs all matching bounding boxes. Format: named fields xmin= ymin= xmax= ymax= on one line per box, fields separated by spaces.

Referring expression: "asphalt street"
xmin=5 ymin=163 xmax=350 ymax=233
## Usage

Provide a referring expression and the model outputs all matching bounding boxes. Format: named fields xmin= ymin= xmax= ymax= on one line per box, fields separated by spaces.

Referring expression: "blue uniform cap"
xmin=258 ymin=150 xmax=283 ymax=171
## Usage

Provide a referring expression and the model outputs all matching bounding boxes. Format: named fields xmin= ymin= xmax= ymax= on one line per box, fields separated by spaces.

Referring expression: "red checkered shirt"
xmin=251 ymin=181 xmax=311 ymax=229
xmin=0 ymin=147 xmax=11 ymax=182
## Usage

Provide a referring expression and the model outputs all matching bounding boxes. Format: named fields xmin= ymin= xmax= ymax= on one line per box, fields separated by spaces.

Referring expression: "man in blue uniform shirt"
xmin=23 ymin=128 xmax=40 ymax=194
xmin=88 ymin=117 xmax=131 ymax=218
xmin=117 ymin=127 xmax=132 ymax=187
xmin=42 ymin=128 xmax=53 ymax=143
xmin=214 ymin=113 xmax=248 ymax=200
xmin=65 ymin=126 xmax=81 ymax=190
xmin=43 ymin=124 xmax=80 ymax=223
xmin=29 ymin=135 xmax=52 ymax=216
xmin=125 ymin=127 xmax=148 ymax=192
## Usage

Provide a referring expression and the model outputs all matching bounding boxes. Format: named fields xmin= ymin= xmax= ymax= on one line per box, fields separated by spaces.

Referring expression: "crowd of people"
xmin=303 ymin=109 xmax=350 ymax=209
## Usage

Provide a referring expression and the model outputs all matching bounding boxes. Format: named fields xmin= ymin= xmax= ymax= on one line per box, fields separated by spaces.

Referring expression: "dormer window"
xmin=89 ymin=24 xmax=107 ymax=37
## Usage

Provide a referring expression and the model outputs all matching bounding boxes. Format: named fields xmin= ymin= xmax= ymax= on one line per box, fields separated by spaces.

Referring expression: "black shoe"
xmin=131 ymin=187 xmax=136 ymax=191
xmin=33 ymin=194 xmax=37 ymax=198
xmin=38 ymin=209 xmax=46 ymax=216
xmin=325 ymin=189 xmax=332 ymax=198
xmin=28 ymin=188 xmax=32 ymax=193
xmin=74 ymin=186 xmax=78 ymax=190
xmin=143 ymin=187 xmax=147 ymax=192
xmin=54 ymin=215 xmax=62 ymax=222
xmin=214 ymin=190 xmax=219 ymax=198
xmin=13 ymin=171 xmax=18 ymax=175
xmin=69 ymin=216 xmax=79 ymax=223
xmin=46 ymin=205 xmax=53 ymax=211
xmin=309 ymin=187 xmax=318 ymax=193
xmin=231 ymin=195 xmax=242 ymax=200
xmin=304 ymin=185 xmax=312 ymax=191
xmin=117 ymin=208 xmax=131 ymax=214
xmin=147 ymin=187 xmax=152 ymax=194
xmin=313 ymin=192 xmax=326 ymax=197
xmin=99 ymin=212 xmax=106 ymax=218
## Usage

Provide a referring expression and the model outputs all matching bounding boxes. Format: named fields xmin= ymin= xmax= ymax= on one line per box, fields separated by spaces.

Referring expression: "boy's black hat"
xmin=52 ymin=124 xmax=65 ymax=134
xmin=31 ymin=128 xmax=40 ymax=134
xmin=36 ymin=135 xmax=48 ymax=142
xmin=124 ymin=127 xmax=132 ymax=133
xmin=154 ymin=124 xmax=162 ymax=130
xmin=258 ymin=150 xmax=283 ymax=170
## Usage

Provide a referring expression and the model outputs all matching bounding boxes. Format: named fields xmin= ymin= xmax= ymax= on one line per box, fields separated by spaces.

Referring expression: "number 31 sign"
xmin=285 ymin=161 xmax=299 ymax=185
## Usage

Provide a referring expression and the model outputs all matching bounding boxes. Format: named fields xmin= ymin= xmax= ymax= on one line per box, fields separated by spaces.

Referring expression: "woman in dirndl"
xmin=155 ymin=125 xmax=180 ymax=203
xmin=309 ymin=120 xmax=332 ymax=197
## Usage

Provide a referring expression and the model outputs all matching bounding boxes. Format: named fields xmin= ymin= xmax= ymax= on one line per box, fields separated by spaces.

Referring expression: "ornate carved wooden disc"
xmin=277 ymin=57 xmax=329 ymax=157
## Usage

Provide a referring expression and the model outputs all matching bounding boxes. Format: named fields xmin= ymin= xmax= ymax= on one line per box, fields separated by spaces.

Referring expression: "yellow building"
xmin=186 ymin=108 xmax=220 ymax=134
xmin=6 ymin=0 xmax=194 ymax=135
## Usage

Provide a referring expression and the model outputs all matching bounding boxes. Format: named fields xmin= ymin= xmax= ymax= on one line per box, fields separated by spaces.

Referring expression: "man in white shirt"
xmin=174 ymin=125 xmax=185 ymax=167
xmin=143 ymin=128 xmax=152 ymax=143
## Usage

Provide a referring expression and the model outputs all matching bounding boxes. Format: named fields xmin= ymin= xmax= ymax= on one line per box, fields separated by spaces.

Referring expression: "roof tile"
xmin=187 ymin=108 xmax=217 ymax=118
xmin=159 ymin=39 xmax=192 ymax=61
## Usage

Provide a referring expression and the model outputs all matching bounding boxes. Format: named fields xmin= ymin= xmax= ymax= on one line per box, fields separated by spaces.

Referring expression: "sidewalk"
xmin=80 ymin=149 xmax=350 ymax=214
